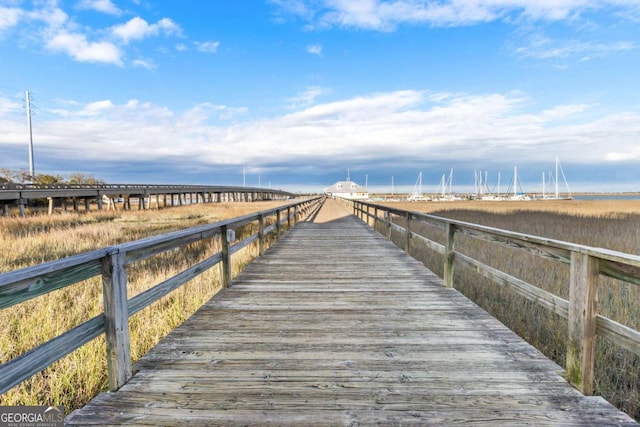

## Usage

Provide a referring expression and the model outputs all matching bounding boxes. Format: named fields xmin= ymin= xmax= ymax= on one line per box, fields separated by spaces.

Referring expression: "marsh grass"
xmin=377 ymin=199 xmax=640 ymax=420
xmin=0 ymin=201 xmax=289 ymax=413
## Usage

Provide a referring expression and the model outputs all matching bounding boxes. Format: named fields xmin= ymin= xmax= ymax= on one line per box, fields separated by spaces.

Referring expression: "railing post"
xmin=404 ymin=212 xmax=411 ymax=253
xmin=287 ymin=207 xmax=292 ymax=230
xmin=386 ymin=211 xmax=392 ymax=240
xmin=374 ymin=207 xmax=378 ymax=229
xmin=258 ymin=214 xmax=265 ymax=256
xmin=221 ymin=225 xmax=231 ymax=287
xmin=102 ymin=251 xmax=132 ymax=391
xmin=444 ymin=223 xmax=456 ymax=288
xmin=276 ymin=210 xmax=282 ymax=239
xmin=567 ymin=251 xmax=599 ymax=395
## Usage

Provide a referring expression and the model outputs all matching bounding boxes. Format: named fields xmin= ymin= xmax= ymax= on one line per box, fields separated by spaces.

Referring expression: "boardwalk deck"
xmin=66 ymin=200 xmax=638 ymax=426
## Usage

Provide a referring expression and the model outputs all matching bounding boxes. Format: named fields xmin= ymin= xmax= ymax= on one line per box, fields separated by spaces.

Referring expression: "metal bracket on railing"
xmin=226 ymin=229 xmax=236 ymax=243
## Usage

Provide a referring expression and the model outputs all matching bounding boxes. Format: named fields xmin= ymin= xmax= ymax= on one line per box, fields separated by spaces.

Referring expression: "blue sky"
xmin=0 ymin=0 xmax=639 ymax=193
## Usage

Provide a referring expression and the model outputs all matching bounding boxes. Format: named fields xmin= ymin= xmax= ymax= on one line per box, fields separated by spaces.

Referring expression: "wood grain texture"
xmin=66 ymin=200 xmax=637 ymax=426
xmin=102 ymin=251 xmax=132 ymax=391
xmin=567 ymin=252 xmax=599 ymax=395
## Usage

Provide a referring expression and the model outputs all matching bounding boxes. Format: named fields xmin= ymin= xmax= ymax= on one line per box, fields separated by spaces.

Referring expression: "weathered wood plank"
xmin=597 ymin=314 xmax=640 ymax=356
xmin=456 ymin=251 xmax=570 ymax=319
xmin=66 ymin=202 xmax=637 ymax=426
xmin=600 ymin=258 xmax=640 ymax=286
xmin=567 ymin=252 xmax=599 ymax=395
xmin=128 ymin=253 xmax=223 ymax=316
xmin=456 ymin=226 xmax=572 ymax=265
xmin=0 ymin=251 xmax=107 ymax=309
xmin=102 ymin=251 xmax=132 ymax=391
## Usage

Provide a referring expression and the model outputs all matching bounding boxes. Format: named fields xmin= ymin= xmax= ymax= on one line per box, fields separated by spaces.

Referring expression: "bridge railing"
xmin=346 ymin=198 xmax=640 ymax=396
xmin=1 ymin=183 xmax=297 ymax=216
xmin=0 ymin=183 xmax=291 ymax=192
xmin=0 ymin=196 xmax=323 ymax=395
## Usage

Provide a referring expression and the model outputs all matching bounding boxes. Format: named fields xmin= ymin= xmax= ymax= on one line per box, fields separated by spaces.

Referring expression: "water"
xmin=573 ymin=194 xmax=640 ymax=201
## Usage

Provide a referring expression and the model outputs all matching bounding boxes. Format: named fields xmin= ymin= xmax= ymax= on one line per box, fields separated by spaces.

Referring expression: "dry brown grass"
xmin=0 ymin=201 xmax=290 ymax=413
xmin=386 ymin=198 xmax=640 ymax=218
xmin=375 ymin=198 xmax=640 ymax=420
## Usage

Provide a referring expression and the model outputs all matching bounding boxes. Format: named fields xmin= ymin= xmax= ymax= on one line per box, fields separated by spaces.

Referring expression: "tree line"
xmin=0 ymin=169 xmax=104 ymax=185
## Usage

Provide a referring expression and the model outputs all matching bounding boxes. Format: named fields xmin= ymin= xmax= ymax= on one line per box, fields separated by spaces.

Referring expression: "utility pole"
xmin=26 ymin=90 xmax=35 ymax=179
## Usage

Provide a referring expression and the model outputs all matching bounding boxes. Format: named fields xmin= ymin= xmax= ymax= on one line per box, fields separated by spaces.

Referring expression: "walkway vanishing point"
xmin=67 ymin=199 xmax=638 ymax=426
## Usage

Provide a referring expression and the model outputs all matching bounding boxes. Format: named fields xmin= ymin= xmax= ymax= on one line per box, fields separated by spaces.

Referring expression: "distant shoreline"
xmin=368 ymin=192 xmax=640 ymax=201
xmin=370 ymin=191 xmax=640 ymax=196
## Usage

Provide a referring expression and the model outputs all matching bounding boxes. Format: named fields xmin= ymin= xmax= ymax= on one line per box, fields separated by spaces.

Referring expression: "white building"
xmin=323 ymin=180 xmax=369 ymax=200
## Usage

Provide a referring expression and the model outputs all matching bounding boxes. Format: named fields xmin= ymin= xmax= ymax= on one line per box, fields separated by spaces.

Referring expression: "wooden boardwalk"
xmin=66 ymin=200 xmax=638 ymax=426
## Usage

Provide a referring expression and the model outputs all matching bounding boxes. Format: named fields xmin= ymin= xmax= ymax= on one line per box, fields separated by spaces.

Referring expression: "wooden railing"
xmin=347 ymin=198 xmax=640 ymax=396
xmin=0 ymin=197 xmax=323 ymax=395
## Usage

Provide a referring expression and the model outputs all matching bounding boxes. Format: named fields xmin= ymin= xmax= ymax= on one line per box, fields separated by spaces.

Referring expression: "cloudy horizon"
xmin=1 ymin=1 xmax=639 ymax=193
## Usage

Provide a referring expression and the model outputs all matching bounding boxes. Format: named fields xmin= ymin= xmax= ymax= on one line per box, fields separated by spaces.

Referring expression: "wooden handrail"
xmin=0 ymin=197 xmax=324 ymax=395
xmin=347 ymin=198 xmax=640 ymax=396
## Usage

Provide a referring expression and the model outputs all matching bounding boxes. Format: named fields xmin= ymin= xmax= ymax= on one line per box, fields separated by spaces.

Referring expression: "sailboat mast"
xmin=484 ymin=171 xmax=488 ymax=195
xmin=474 ymin=169 xmax=478 ymax=196
xmin=514 ymin=166 xmax=517 ymax=197
xmin=555 ymin=156 xmax=559 ymax=199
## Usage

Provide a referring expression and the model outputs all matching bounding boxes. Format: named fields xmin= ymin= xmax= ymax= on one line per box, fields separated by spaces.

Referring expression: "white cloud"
xmin=132 ymin=58 xmax=156 ymax=70
xmin=540 ymin=104 xmax=589 ymax=121
xmin=76 ymin=0 xmax=122 ymax=15
xmin=306 ymin=44 xmax=322 ymax=55
xmin=28 ymin=3 xmax=69 ymax=32
xmin=195 ymin=40 xmax=220 ymax=53
xmin=111 ymin=17 xmax=181 ymax=44
xmin=46 ymin=31 xmax=123 ymax=65
xmin=81 ymin=100 xmax=115 ymax=115
xmin=287 ymin=86 xmax=328 ymax=108
xmin=176 ymin=103 xmax=248 ymax=128
xmin=3 ymin=91 xmax=639 ymax=183
xmin=605 ymin=151 xmax=637 ymax=161
xmin=0 ymin=6 xmax=22 ymax=34
xmin=273 ymin=0 xmax=639 ymax=30
xmin=6 ymin=2 xmax=184 ymax=67
xmin=515 ymin=35 xmax=636 ymax=60
xmin=19 ymin=2 xmax=126 ymax=65
xmin=0 ymin=96 xmax=22 ymax=115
